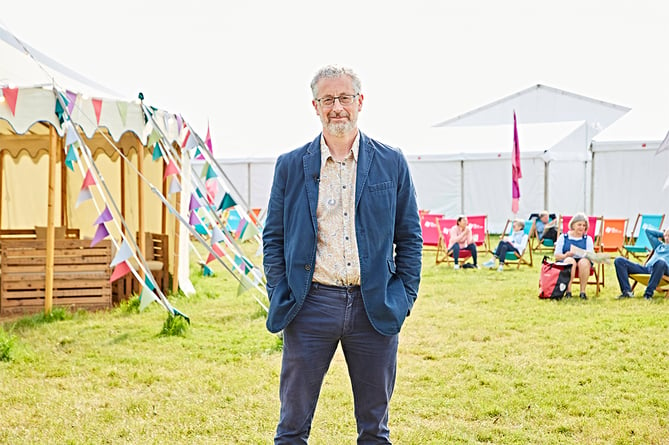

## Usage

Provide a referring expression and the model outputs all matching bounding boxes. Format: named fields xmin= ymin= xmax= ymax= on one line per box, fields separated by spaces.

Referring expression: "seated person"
xmin=614 ymin=227 xmax=669 ymax=299
xmin=535 ymin=210 xmax=557 ymax=243
xmin=483 ymin=219 xmax=527 ymax=272
xmin=553 ymin=213 xmax=594 ymax=299
xmin=448 ymin=215 xmax=478 ymax=269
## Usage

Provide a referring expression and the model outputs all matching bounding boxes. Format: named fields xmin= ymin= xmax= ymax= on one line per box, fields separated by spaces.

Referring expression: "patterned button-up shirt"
xmin=311 ymin=133 xmax=361 ymax=287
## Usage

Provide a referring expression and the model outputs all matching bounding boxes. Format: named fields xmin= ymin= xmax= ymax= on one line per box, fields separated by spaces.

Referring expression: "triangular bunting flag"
xmin=217 ymin=193 xmax=236 ymax=211
xmin=139 ymin=286 xmax=160 ymax=311
xmin=206 ymin=243 xmax=225 ymax=264
xmin=65 ymin=145 xmax=78 ymax=171
xmin=91 ymin=98 xmax=103 ymax=125
xmin=189 ymin=211 xmax=202 ymax=226
xmin=81 ymin=169 xmax=96 ymax=189
xmin=183 ymin=129 xmax=198 ymax=150
xmin=205 ymin=165 xmax=218 ymax=181
xmin=205 ymin=122 xmax=213 ymax=153
xmin=240 ymin=220 xmax=260 ymax=242
xmin=211 ymin=226 xmax=225 ymax=244
xmin=189 ymin=194 xmax=201 ymax=212
xmin=65 ymin=90 xmax=77 ymax=114
xmin=235 ymin=218 xmax=248 ymax=239
xmin=2 ymin=87 xmax=19 ymax=116
xmin=116 ymin=101 xmax=128 ymax=126
xmin=55 ymin=94 xmax=66 ymax=124
xmin=202 ymin=264 xmax=214 ymax=276
xmin=93 ymin=206 xmax=114 ymax=225
xmin=152 ymin=142 xmax=162 ymax=161
xmin=147 ymin=128 xmax=160 ymax=148
xmin=109 ymin=260 xmax=132 ymax=283
xmin=195 ymin=146 xmax=204 ymax=160
xmin=65 ymin=121 xmax=80 ymax=146
xmin=168 ymin=177 xmax=181 ymax=195
xmin=76 ymin=187 xmax=93 ymax=208
xmin=143 ymin=274 xmax=156 ymax=292
xmin=195 ymin=224 xmax=209 ymax=235
xmin=236 ymin=275 xmax=254 ymax=296
xmin=90 ymin=223 xmax=110 ymax=247
xmin=110 ymin=239 xmax=133 ymax=267
xmin=164 ymin=160 xmax=179 ymax=178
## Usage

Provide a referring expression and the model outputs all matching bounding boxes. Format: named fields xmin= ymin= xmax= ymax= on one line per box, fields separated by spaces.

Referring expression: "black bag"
xmin=539 ymin=256 xmax=572 ymax=300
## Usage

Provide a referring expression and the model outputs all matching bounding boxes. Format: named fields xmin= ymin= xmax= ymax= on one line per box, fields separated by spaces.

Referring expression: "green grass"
xmin=1 ymin=241 xmax=668 ymax=444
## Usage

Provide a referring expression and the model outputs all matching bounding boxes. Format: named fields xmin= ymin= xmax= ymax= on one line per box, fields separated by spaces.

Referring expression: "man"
xmin=262 ymin=65 xmax=423 ymax=444
xmin=535 ymin=210 xmax=557 ymax=243
xmin=614 ymin=227 xmax=669 ymax=299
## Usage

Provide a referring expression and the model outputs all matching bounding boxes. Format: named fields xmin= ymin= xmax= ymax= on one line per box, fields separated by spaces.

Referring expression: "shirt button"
xmin=304 ymin=264 xmax=311 ymax=271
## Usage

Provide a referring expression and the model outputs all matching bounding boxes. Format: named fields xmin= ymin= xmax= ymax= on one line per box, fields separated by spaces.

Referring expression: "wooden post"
xmin=60 ymin=138 xmax=68 ymax=228
xmin=137 ymin=142 xmax=146 ymax=282
xmin=0 ymin=150 xmax=4 ymax=229
xmin=172 ymin=145 xmax=181 ymax=294
xmin=45 ymin=126 xmax=58 ymax=313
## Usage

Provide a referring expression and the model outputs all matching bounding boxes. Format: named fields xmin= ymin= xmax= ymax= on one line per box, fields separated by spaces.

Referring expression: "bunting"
xmin=90 ymin=223 xmax=110 ymax=247
xmin=65 ymin=90 xmax=77 ymax=114
xmin=110 ymin=260 xmax=132 ymax=283
xmin=91 ymin=98 xmax=103 ymax=125
xmin=1 ymin=87 xmax=18 ymax=115
xmin=218 ymin=193 xmax=236 ymax=211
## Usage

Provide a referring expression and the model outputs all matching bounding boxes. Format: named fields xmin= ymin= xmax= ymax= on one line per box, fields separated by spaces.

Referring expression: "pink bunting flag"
xmin=164 ymin=160 xmax=179 ymax=179
xmin=2 ymin=87 xmax=19 ymax=116
xmin=206 ymin=243 xmax=225 ymax=264
xmin=109 ymin=260 xmax=132 ymax=283
xmin=91 ymin=98 xmax=103 ymax=125
xmin=81 ymin=169 xmax=96 ymax=189
xmin=205 ymin=122 xmax=213 ymax=153
xmin=65 ymin=90 xmax=77 ymax=114
xmin=90 ymin=223 xmax=110 ymax=247
xmin=93 ymin=206 xmax=113 ymax=225
xmin=206 ymin=178 xmax=218 ymax=205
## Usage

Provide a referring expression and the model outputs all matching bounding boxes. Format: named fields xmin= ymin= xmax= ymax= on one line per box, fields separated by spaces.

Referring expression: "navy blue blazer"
xmin=262 ymin=132 xmax=423 ymax=336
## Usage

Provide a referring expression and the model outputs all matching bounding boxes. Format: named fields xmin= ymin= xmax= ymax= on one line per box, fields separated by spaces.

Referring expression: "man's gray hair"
xmin=310 ymin=65 xmax=362 ymax=99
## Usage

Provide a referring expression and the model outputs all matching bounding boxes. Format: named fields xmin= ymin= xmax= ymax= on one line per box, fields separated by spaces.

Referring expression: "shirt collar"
xmin=320 ymin=132 xmax=360 ymax=169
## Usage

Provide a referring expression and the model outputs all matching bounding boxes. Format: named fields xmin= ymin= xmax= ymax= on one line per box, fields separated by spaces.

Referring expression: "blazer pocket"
xmin=368 ymin=181 xmax=394 ymax=193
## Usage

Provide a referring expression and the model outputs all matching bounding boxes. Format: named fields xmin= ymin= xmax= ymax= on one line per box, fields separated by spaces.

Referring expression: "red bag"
xmin=539 ymin=256 xmax=572 ymax=299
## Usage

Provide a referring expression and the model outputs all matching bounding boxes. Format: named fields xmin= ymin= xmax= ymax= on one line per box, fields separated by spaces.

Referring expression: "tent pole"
xmin=60 ymin=138 xmax=68 ymax=228
xmin=172 ymin=152 xmax=181 ymax=295
xmin=45 ymin=126 xmax=58 ymax=314
xmin=120 ymin=155 xmax=126 ymax=236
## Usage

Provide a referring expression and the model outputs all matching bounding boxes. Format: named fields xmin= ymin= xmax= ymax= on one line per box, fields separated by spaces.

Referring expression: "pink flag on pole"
xmin=511 ymin=111 xmax=522 ymax=214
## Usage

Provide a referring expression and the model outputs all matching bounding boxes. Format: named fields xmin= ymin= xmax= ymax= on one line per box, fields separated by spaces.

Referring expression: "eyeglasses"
xmin=315 ymin=94 xmax=359 ymax=108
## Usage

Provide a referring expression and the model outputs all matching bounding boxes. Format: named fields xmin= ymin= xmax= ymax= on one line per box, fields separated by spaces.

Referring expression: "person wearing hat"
xmin=553 ymin=212 xmax=595 ymax=299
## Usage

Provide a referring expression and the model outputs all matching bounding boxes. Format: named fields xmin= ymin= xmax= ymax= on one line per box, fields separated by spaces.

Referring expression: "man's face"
xmin=312 ymin=75 xmax=363 ymax=138
xmin=540 ymin=214 xmax=549 ymax=223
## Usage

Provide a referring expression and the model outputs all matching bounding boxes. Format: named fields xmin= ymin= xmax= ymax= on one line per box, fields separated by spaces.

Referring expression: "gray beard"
xmin=325 ymin=120 xmax=355 ymax=137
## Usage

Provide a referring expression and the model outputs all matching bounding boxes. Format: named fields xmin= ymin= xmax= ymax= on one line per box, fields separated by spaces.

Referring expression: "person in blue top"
xmin=483 ymin=219 xmax=527 ymax=272
xmin=614 ymin=227 xmax=669 ymax=299
xmin=553 ymin=213 xmax=595 ymax=299
xmin=534 ymin=210 xmax=557 ymax=243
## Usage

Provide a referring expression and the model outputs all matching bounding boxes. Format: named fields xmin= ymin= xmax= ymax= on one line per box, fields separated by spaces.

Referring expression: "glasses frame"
xmin=315 ymin=93 xmax=359 ymax=108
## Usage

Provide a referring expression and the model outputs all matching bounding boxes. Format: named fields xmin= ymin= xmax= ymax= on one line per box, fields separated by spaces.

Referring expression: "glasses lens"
xmin=339 ymin=95 xmax=354 ymax=105
xmin=320 ymin=97 xmax=335 ymax=107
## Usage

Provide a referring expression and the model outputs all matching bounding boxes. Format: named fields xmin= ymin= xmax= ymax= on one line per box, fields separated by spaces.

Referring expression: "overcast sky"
xmin=2 ymin=0 xmax=667 ymax=157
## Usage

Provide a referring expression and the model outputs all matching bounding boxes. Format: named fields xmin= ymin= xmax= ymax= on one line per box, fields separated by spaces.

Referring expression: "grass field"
xmin=1 ymin=242 xmax=668 ymax=444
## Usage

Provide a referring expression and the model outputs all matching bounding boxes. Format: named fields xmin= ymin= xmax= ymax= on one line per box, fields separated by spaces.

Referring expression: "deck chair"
xmin=498 ymin=219 xmax=533 ymax=268
xmin=439 ymin=218 xmax=476 ymax=266
xmin=420 ymin=213 xmax=444 ymax=264
xmin=629 ymin=247 xmax=669 ymax=298
xmin=529 ymin=212 xmax=558 ymax=253
xmin=623 ymin=213 xmax=665 ymax=262
xmin=596 ymin=218 xmax=628 ymax=286
xmin=559 ymin=215 xmax=602 ymax=295
xmin=467 ymin=214 xmax=491 ymax=253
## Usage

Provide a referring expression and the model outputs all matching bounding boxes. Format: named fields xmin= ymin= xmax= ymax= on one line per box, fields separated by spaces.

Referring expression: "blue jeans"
xmin=493 ymin=241 xmax=519 ymax=264
xmin=275 ymin=283 xmax=397 ymax=444
xmin=449 ymin=243 xmax=477 ymax=265
xmin=614 ymin=256 xmax=669 ymax=297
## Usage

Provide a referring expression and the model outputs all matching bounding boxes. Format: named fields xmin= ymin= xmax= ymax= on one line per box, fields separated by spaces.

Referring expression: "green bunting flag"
xmin=218 ymin=193 xmax=236 ymax=211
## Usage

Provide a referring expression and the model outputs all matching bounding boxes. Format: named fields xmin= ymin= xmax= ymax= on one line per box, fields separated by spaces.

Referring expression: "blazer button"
xmin=304 ymin=264 xmax=311 ymax=271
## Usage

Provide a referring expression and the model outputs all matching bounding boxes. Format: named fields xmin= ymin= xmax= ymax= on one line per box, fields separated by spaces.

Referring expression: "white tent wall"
xmin=591 ymin=141 xmax=669 ymax=229
xmin=407 ymin=159 xmax=460 ymax=216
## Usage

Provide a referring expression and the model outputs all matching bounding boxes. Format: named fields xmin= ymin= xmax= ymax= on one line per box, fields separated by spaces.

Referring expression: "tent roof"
xmin=433 ymin=84 xmax=630 ymax=140
xmin=0 ymin=25 xmax=180 ymax=145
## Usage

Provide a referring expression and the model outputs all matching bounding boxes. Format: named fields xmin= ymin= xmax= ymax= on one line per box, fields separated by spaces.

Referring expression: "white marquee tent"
xmin=211 ymin=84 xmax=668 ymax=233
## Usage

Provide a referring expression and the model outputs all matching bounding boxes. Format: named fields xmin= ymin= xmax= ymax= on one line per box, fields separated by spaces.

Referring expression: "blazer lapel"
xmin=355 ymin=132 xmax=373 ymax=209
xmin=303 ymin=135 xmax=322 ymax=233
